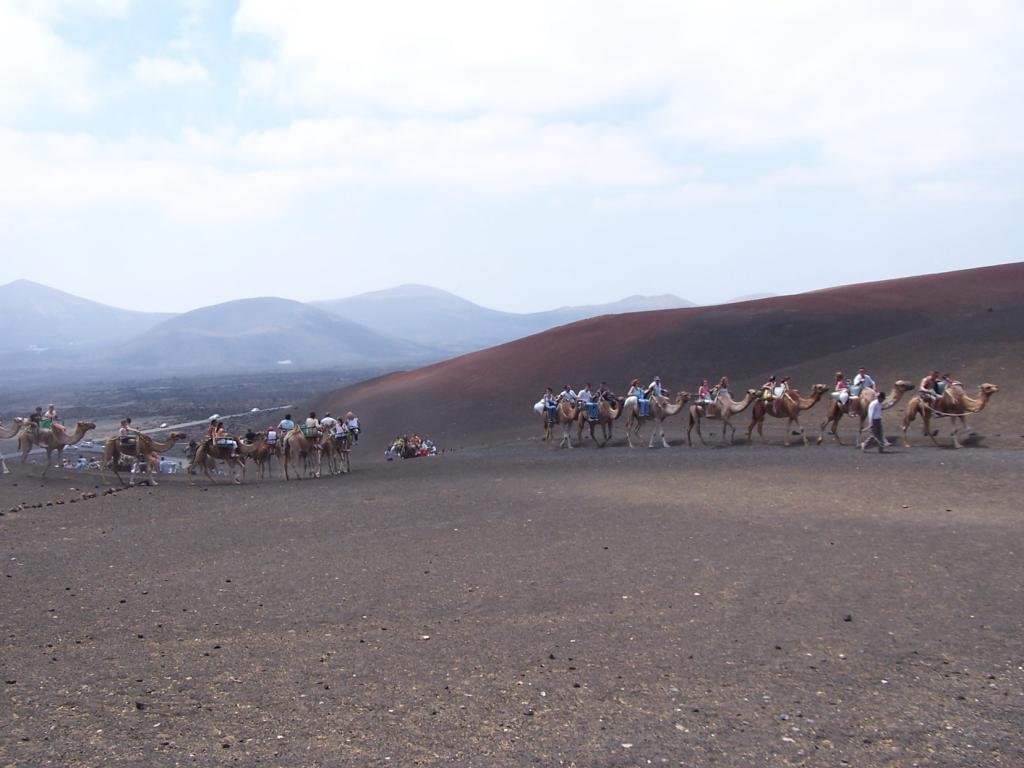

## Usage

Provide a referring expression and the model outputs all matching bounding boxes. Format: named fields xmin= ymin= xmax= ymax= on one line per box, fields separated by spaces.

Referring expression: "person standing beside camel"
xmin=861 ymin=390 xmax=886 ymax=453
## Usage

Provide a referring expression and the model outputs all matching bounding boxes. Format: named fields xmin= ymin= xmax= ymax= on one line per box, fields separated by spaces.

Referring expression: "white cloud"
xmin=233 ymin=0 xmax=1024 ymax=184
xmin=133 ymin=55 xmax=210 ymax=86
xmin=0 ymin=1 xmax=98 ymax=117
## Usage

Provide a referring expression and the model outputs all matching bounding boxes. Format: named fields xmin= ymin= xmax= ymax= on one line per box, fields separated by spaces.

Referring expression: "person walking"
xmin=861 ymin=390 xmax=887 ymax=453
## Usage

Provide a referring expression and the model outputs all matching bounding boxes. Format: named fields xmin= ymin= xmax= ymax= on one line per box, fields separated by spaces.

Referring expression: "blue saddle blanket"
xmin=544 ymin=404 xmax=558 ymax=423
xmin=638 ymin=398 xmax=650 ymax=417
xmin=586 ymin=402 xmax=600 ymax=421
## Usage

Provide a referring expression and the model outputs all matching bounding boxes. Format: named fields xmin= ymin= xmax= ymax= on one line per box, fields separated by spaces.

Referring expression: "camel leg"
xmin=797 ymin=420 xmax=809 ymax=447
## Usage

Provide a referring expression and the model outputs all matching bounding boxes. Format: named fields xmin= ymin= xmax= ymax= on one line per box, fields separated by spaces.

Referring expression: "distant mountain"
xmin=110 ymin=297 xmax=440 ymax=372
xmin=0 ymin=279 xmax=173 ymax=355
xmin=314 ymin=285 xmax=694 ymax=353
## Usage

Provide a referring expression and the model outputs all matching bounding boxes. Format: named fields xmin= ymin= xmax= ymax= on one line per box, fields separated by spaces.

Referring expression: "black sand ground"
xmin=1 ymin=441 xmax=1022 ymax=767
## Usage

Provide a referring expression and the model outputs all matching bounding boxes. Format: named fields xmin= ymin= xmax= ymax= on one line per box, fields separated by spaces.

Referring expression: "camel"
xmin=18 ymin=421 xmax=96 ymax=477
xmin=576 ymin=398 xmax=623 ymax=447
xmin=901 ymin=383 xmax=999 ymax=449
xmin=622 ymin=391 xmax=691 ymax=448
xmin=686 ymin=389 xmax=759 ymax=446
xmin=0 ymin=419 xmax=23 ymax=440
xmin=746 ymin=384 xmax=829 ymax=446
xmin=317 ymin=430 xmax=351 ymax=475
xmin=190 ymin=436 xmax=246 ymax=484
xmin=282 ymin=428 xmax=322 ymax=480
xmin=548 ymin=399 xmax=581 ymax=449
xmin=239 ymin=433 xmax=278 ymax=480
xmin=817 ymin=380 xmax=915 ymax=446
xmin=102 ymin=431 xmax=188 ymax=486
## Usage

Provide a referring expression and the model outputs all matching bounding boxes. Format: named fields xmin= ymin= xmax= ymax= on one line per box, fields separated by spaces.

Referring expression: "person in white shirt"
xmin=861 ymin=390 xmax=886 ymax=453
xmin=320 ymin=412 xmax=338 ymax=429
xmin=646 ymin=377 xmax=667 ymax=399
xmin=558 ymin=385 xmax=577 ymax=405
xmin=577 ymin=384 xmax=593 ymax=404
xmin=852 ymin=367 xmax=876 ymax=395
xmin=305 ymin=411 xmax=321 ymax=435
xmin=345 ymin=412 xmax=361 ymax=442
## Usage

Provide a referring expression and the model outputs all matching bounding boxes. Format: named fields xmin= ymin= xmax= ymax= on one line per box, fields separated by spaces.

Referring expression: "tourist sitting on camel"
xmin=345 ymin=412 xmax=361 ymax=441
xmin=558 ymin=385 xmax=577 ymax=405
xmin=278 ymin=413 xmax=295 ymax=433
xmin=831 ymin=372 xmax=850 ymax=406
xmin=320 ymin=412 xmax=338 ymax=430
xmin=714 ymin=376 xmax=731 ymax=399
xmin=214 ymin=421 xmax=239 ymax=456
xmin=773 ymin=376 xmax=793 ymax=407
xmin=852 ymin=367 xmax=876 ymax=395
xmin=697 ymin=379 xmax=713 ymax=405
xmin=304 ymin=412 xmax=321 ymax=438
xmin=44 ymin=403 xmax=66 ymax=435
xmin=760 ymin=376 xmax=777 ymax=403
xmin=577 ymin=384 xmax=593 ymax=404
xmin=646 ymin=376 xmax=668 ymax=399
xmin=918 ymin=370 xmax=941 ymax=403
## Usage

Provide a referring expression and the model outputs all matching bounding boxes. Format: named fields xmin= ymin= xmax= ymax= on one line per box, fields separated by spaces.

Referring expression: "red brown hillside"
xmin=315 ymin=262 xmax=1024 ymax=449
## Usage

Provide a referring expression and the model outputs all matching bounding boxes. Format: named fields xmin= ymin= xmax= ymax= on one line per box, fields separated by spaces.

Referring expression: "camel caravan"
xmin=536 ymin=370 xmax=999 ymax=451
xmin=1 ymin=408 xmax=361 ymax=486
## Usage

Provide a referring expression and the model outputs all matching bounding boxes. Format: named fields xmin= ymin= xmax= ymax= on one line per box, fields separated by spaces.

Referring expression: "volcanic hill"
xmin=315 ymin=262 xmax=1024 ymax=449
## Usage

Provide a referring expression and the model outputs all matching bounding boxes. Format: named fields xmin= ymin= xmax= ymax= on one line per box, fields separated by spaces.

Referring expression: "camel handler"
xmin=860 ymin=390 xmax=887 ymax=453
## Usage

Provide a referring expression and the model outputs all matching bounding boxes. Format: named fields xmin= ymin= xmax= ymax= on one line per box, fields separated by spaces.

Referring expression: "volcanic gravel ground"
xmin=1 ymin=442 xmax=1022 ymax=767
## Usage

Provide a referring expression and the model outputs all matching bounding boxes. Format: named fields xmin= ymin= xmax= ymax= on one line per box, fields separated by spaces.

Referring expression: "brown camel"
xmin=0 ymin=418 xmax=24 ymax=440
xmin=238 ymin=433 xmax=277 ymax=480
xmin=817 ymin=380 xmax=915 ymax=446
xmin=282 ymin=428 xmax=321 ymax=480
xmin=747 ymin=384 xmax=829 ymax=446
xmin=687 ymin=389 xmax=758 ymax=446
xmin=190 ymin=436 xmax=246 ymax=484
xmin=18 ymin=421 xmax=96 ymax=477
xmin=901 ymin=383 xmax=999 ymax=449
xmin=576 ymin=398 xmax=623 ymax=447
xmin=549 ymin=399 xmax=581 ymax=449
xmin=622 ymin=391 xmax=691 ymax=448
xmin=318 ymin=429 xmax=351 ymax=475
xmin=102 ymin=431 xmax=187 ymax=486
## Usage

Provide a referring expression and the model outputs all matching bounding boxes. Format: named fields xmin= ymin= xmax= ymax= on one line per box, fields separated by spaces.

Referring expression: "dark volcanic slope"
xmin=316 ymin=262 xmax=1024 ymax=449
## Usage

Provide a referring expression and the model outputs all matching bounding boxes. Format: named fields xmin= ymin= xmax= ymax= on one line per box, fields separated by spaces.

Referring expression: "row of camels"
xmin=540 ymin=379 xmax=999 ymax=449
xmin=2 ymin=420 xmax=351 ymax=485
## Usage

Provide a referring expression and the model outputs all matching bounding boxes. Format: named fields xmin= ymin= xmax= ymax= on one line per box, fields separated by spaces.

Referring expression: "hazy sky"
xmin=1 ymin=1 xmax=1022 ymax=313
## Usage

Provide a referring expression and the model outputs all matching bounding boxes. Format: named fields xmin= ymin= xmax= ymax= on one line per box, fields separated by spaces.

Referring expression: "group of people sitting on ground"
xmin=387 ymin=433 xmax=439 ymax=459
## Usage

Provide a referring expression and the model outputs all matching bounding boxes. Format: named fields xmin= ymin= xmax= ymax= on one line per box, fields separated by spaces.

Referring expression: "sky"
xmin=1 ymin=0 xmax=1022 ymax=314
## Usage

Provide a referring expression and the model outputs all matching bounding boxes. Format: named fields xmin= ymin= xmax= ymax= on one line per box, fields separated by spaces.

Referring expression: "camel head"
xmin=893 ymin=380 xmax=914 ymax=393
xmin=676 ymin=390 xmax=691 ymax=404
xmin=810 ymin=384 xmax=830 ymax=396
xmin=76 ymin=421 xmax=97 ymax=433
xmin=170 ymin=431 xmax=188 ymax=440
xmin=745 ymin=388 xmax=759 ymax=397
xmin=980 ymin=383 xmax=999 ymax=396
